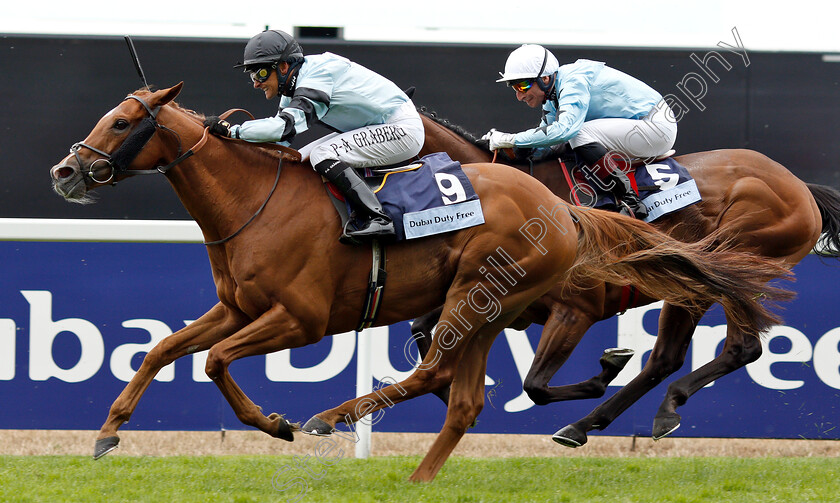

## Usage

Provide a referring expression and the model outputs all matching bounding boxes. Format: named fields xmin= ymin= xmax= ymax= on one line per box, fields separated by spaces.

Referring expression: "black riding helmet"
xmin=234 ymin=30 xmax=304 ymax=96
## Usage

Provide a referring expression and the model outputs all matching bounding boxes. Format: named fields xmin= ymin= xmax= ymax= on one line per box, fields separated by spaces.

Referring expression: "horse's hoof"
xmin=552 ymin=424 xmax=588 ymax=448
xmin=600 ymin=348 xmax=635 ymax=370
xmin=652 ymin=413 xmax=681 ymax=440
xmin=301 ymin=416 xmax=334 ymax=436
xmin=268 ymin=413 xmax=295 ymax=442
xmin=93 ymin=436 xmax=120 ymax=460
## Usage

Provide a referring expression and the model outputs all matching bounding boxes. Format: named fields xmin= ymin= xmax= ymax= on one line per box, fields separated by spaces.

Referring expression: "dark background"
xmin=2 ymin=34 xmax=839 ymax=220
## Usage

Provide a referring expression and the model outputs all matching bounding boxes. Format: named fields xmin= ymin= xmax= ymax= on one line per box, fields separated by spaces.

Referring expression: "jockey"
xmin=484 ymin=44 xmax=678 ymax=219
xmin=205 ymin=29 xmax=424 ymax=242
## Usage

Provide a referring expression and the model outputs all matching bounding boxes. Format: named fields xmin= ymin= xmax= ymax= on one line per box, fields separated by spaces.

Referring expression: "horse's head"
xmin=50 ymin=82 xmax=187 ymax=203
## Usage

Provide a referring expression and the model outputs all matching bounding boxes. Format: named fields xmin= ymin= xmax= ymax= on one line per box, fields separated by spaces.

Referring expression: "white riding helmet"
xmin=496 ymin=44 xmax=560 ymax=83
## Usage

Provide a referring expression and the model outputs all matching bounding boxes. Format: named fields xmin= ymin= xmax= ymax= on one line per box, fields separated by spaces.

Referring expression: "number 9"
xmin=435 ymin=173 xmax=467 ymax=205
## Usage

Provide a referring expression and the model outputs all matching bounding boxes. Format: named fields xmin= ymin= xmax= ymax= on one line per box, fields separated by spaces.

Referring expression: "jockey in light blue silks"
xmin=205 ymin=29 xmax=424 ymax=243
xmin=484 ymin=44 xmax=678 ymax=219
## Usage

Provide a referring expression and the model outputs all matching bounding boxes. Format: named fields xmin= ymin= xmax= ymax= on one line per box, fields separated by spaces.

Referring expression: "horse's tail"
xmin=565 ymin=205 xmax=794 ymax=336
xmin=807 ymin=183 xmax=840 ymax=258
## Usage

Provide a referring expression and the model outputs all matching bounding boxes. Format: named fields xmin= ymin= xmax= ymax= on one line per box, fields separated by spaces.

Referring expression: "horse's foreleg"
xmin=552 ymin=302 xmax=706 ymax=448
xmin=204 ymin=304 xmax=315 ymax=441
xmin=409 ymin=328 xmax=496 ymax=482
xmin=95 ymin=302 xmax=246 ymax=459
xmin=652 ymin=323 xmax=762 ymax=439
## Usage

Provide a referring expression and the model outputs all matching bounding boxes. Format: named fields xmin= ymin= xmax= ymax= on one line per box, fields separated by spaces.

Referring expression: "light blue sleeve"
xmin=231 ymin=115 xmax=292 ymax=144
xmin=512 ymin=65 xmax=596 ymax=147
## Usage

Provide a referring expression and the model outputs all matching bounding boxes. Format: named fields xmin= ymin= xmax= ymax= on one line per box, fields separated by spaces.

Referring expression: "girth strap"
xmin=356 ymin=240 xmax=387 ymax=331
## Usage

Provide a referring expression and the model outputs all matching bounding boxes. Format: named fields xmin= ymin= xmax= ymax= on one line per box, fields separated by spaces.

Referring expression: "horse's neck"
xmin=159 ymin=109 xmax=323 ymax=243
xmin=422 ymin=117 xmax=573 ymax=202
xmin=422 ymin=116 xmax=491 ymax=164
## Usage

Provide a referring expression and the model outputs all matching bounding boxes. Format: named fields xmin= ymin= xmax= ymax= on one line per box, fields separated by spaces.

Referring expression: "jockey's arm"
xmin=231 ymin=68 xmax=334 ymax=144
xmin=512 ymin=68 xmax=594 ymax=148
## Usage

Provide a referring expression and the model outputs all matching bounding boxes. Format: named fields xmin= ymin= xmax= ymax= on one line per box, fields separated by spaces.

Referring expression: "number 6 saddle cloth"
xmin=324 ymin=152 xmax=485 ymax=241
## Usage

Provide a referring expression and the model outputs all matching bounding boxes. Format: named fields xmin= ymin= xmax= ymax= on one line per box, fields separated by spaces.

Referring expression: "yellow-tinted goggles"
xmin=249 ymin=66 xmax=273 ymax=83
xmin=510 ymin=79 xmax=535 ymax=93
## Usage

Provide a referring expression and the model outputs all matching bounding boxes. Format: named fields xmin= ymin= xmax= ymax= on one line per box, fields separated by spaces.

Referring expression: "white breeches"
xmin=308 ymin=101 xmax=425 ymax=168
xmin=569 ymin=101 xmax=678 ymax=160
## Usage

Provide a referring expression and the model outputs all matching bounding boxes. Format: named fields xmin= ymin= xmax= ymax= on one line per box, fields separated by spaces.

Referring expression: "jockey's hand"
xmin=203 ymin=116 xmax=232 ymax=137
xmin=481 ymin=129 xmax=516 ymax=150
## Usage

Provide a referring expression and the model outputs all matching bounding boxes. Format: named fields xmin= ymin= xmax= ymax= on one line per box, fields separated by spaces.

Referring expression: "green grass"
xmin=1 ymin=455 xmax=839 ymax=502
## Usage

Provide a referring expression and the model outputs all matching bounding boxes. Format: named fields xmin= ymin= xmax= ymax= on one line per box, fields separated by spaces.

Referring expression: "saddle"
xmin=562 ymin=151 xmax=700 ymax=223
xmin=323 ymin=152 xmax=485 ymax=242
xmin=323 ymin=163 xmax=424 ymax=236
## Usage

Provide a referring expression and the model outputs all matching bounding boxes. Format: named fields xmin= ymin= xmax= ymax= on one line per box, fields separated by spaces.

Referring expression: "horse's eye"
xmin=114 ymin=119 xmax=130 ymax=131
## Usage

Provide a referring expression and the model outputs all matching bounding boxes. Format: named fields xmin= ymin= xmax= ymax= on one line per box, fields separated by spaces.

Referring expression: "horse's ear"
xmin=153 ymin=82 xmax=184 ymax=108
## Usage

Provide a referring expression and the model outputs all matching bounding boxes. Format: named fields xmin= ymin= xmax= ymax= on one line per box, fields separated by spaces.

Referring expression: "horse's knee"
xmin=446 ymin=397 xmax=483 ymax=432
xmin=646 ymin=351 xmax=686 ymax=378
xmin=415 ymin=367 xmax=455 ymax=392
xmin=204 ymin=348 xmax=226 ymax=380
xmin=728 ymin=336 xmax=763 ymax=366
xmin=523 ymin=378 xmax=551 ymax=406
xmin=141 ymin=341 xmax=178 ymax=371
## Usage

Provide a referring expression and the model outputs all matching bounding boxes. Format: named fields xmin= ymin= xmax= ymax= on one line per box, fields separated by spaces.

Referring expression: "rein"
xmin=558 ymin=159 xmax=584 ymax=206
xmin=67 ymin=94 xmax=302 ymax=246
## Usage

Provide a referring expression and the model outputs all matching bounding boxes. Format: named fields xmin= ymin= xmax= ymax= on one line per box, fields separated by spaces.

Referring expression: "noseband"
xmin=69 ymin=95 xmax=185 ymax=183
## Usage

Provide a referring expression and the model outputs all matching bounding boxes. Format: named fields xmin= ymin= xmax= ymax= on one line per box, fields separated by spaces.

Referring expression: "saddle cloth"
xmin=580 ymin=157 xmax=702 ymax=222
xmin=332 ymin=152 xmax=485 ymax=241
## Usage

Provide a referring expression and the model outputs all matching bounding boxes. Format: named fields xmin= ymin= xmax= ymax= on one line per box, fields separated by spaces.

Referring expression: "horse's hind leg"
xmin=552 ymin=302 xmax=707 ymax=447
xmin=523 ymin=302 xmax=621 ymax=405
xmin=652 ymin=322 xmax=762 ymax=439
xmin=302 ymin=283 xmax=528 ymax=442
xmin=409 ymin=325 xmax=498 ymax=482
xmin=303 ymin=311 xmax=482 ymax=436
xmin=94 ymin=302 xmax=247 ymax=459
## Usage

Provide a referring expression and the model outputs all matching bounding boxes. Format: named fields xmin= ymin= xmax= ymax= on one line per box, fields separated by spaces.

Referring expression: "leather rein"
xmin=68 ymin=94 xmax=301 ymax=246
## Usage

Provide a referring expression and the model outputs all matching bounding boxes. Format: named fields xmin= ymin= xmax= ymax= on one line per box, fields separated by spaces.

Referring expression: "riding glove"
xmin=481 ymin=129 xmax=516 ymax=150
xmin=204 ymin=116 xmax=233 ymax=138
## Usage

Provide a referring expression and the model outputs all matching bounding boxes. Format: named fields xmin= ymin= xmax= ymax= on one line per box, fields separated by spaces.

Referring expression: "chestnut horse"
xmin=412 ymin=109 xmax=840 ymax=447
xmin=50 ymin=84 xmax=790 ymax=482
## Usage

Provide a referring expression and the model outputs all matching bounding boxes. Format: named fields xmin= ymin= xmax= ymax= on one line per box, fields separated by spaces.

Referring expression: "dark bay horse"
xmin=413 ymin=109 xmax=840 ymax=447
xmin=50 ymin=84 xmax=790 ymax=482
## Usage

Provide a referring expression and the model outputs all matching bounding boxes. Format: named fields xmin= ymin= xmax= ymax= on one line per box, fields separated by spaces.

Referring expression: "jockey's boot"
xmin=573 ymin=142 xmax=649 ymax=220
xmin=600 ymin=169 xmax=649 ymax=220
xmin=314 ymin=159 xmax=396 ymax=243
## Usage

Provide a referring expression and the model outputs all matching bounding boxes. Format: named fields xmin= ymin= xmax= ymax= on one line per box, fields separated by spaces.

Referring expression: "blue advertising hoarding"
xmin=1 ymin=239 xmax=838 ymax=439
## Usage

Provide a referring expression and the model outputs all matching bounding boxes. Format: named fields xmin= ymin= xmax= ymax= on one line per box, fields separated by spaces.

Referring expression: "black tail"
xmin=807 ymin=183 xmax=840 ymax=258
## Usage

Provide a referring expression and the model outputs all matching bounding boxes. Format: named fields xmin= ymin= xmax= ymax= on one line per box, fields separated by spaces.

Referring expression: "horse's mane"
xmin=130 ymin=87 xmax=282 ymax=164
xmin=130 ymin=87 xmax=205 ymax=121
xmin=417 ymin=107 xmax=484 ymax=147
xmin=417 ymin=106 xmax=566 ymax=166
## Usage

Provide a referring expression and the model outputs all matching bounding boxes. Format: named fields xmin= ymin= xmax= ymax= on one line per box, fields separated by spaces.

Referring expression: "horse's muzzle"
xmin=50 ymin=162 xmax=89 ymax=201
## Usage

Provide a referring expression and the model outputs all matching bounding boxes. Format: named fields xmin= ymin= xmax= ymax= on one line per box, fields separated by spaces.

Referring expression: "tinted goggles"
xmin=248 ymin=65 xmax=275 ymax=83
xmin=509 ymin=79 xmax=535 ymax=93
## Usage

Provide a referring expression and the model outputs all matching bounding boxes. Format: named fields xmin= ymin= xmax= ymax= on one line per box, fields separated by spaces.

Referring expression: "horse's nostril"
xmin=52 ymin=166 xmax=75 ymax=180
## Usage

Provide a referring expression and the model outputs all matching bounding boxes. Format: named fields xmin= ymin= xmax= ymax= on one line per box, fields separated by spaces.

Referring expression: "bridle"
xmin=64 ymin=92 xmax=301 ymax=246
xmin=69 ymin=94 xmax=194 ymax=184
